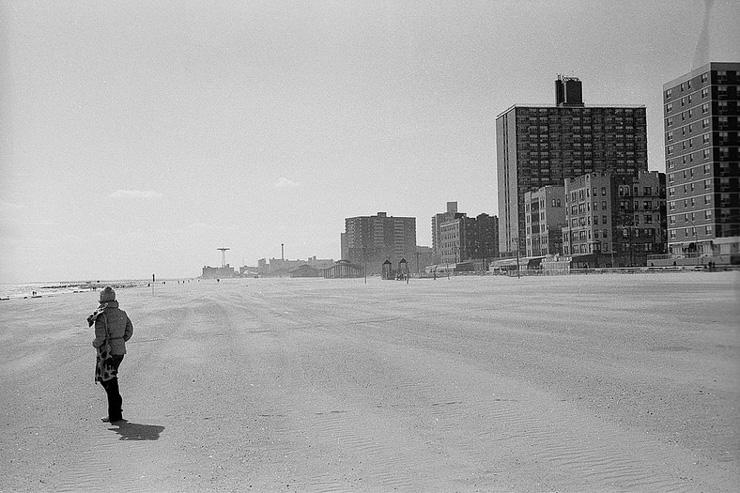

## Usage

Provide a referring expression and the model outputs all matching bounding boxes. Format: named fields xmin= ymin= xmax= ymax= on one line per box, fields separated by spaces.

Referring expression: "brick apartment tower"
xmin=342 ymin=212 xmax=416 ymax=274
xmin=496 ymin=76 xmax=648 ymax=256
xmin=431 ymin=202 xmax=464 ymax=263
xmin=663 ymin=62 xmax=740 ymax=256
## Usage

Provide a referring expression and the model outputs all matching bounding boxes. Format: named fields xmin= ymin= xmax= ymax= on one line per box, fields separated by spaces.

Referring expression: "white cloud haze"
xmin=1 ymin=0 xmax=738 ymax=282
xmin=109 ymin=190 xmax=163 ymax=199
xmin=274 ymin=177 xmax=300 ymax=189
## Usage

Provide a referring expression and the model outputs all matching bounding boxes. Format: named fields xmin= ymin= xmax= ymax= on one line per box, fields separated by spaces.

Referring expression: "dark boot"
xmin=102 ymin=378 xmax=123 ymax=422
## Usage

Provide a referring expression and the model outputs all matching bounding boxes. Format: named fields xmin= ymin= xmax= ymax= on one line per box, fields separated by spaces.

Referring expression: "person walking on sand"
xmin=87 ymin=286 xmax=133 ymax=423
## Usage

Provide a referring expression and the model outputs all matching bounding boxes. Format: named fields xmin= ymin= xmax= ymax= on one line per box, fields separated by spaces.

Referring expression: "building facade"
xmin=342 ymin=212 xmax=417 ymax=273
xmin=562 ymin=171 xmax=666 ymax=266
xmin=524 ymin=185 xmax=566 ymax=257
xmin=439 ymin=213 xmax=499 ymax=264
xmin=496 ymin=76 xmax=648 ymax=256
xmin=431 ymin=202 xmax=465 ymax=263
xmin=663 ymin=62 xmax=739 ymax=256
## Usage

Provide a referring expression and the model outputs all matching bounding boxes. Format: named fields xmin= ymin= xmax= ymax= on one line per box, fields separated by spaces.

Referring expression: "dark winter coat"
xmin=92 ymin=301 xmax=133 ymax=355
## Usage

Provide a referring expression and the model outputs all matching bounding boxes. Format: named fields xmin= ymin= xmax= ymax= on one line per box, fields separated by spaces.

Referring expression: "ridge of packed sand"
xmin=1 ymin=272 xmax=738 ymax=492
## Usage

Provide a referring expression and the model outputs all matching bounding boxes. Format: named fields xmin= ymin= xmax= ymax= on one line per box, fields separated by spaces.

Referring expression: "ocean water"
xmin=0 ymin=280 xmax=152 ymax=300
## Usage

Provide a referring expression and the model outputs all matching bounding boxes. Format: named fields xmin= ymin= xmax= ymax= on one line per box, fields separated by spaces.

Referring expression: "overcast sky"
xmin=1 ymin=0 xmax=738 ymax=283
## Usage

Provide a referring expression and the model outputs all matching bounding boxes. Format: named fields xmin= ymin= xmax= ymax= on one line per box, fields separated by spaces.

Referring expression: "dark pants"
xmin=101 ymin=355 xmax=124 ymax=421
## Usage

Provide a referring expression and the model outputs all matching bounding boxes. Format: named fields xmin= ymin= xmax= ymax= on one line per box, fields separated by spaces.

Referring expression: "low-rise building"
xmin=201 ymin=265 xmax=237 ymax=279
xmin=439 ymin=213 xmax=499 ymax=265
xmin=562 ymin=171 xmax=666 ymax=266
xmin=258 ymin=256 xmax=335 ymax=277
xmin=524 ymin=186 xmax=566 ymax=257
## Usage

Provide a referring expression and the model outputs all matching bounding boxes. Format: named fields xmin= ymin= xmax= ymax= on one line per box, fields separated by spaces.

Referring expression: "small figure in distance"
xmin=87 ymin=286 xmax=133 ymax=423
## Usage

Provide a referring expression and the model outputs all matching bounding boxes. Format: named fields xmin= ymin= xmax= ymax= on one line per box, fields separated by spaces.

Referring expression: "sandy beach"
xmin=1 ymin=272 xmax=738 ymax=492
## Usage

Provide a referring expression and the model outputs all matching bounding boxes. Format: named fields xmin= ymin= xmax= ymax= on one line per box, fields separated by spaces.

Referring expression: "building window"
xmin=702 ymin=118 xmax=710 ymax=128
xmin=703 ymin=133 xmax=711 ymax=144
xmin=665 ymin=88 xmax=672 ymax=98
xmin=705 ymin=225 xmax=712 ymax=234
xmin=701 ymin=73 xmax=708 ymax=82
xmin=702 ymin=103 xmax=709 ymax=114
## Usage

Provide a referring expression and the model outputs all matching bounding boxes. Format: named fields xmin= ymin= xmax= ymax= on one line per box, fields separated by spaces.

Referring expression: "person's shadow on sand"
xmin=107 ymin=420 xmax=165 ymax=440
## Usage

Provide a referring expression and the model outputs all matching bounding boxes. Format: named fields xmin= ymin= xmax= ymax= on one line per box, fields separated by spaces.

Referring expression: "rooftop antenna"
xmin=217 ymin=248 xmax=230 ymax=268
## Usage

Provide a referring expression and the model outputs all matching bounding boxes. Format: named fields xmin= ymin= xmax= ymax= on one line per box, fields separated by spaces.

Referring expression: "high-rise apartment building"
xmin=524 ymin=185 xmax=565 ymax=257
xmin=562 ymin=171 xmax=666 ymax=266
xmin=496 ymin=76 xmax=648 ymax=256
xmin=342 ymin=212 xmax=416 ymax=272
xmin=663 ymin=62 xmax=739 ymax=256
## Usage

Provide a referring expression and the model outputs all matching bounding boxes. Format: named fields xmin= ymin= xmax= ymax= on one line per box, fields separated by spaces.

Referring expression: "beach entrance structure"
xmin=398 ymin=258 xmax=408 ymax=281
xmin=382 ymin=259 xmax=393 ymax=280
xmin=217 ymin=248 xmax=230 ymax=268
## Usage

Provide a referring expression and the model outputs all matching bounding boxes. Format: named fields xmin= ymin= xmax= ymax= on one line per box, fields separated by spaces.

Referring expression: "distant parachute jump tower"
xmin=217 ymin=247 xmax=230 ymax=268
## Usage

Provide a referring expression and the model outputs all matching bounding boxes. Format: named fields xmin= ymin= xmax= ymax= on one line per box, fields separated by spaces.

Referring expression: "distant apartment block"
xmin=342 ymin=212 xmax=416 ymax=273
xmin=562 ymin=171 xmax=666 ymax=266
xmin=496 ymin=76 xmax=648 ymax=256
xmin=439 ymin=213 xmax=498 ymax=264
xmin=663 ymin=62 xmax=740 ymax=256
xmin=431 ymin=202 xmax=465 ymax=263
xmin=524 ymin=185 xmax=566 ymax=257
